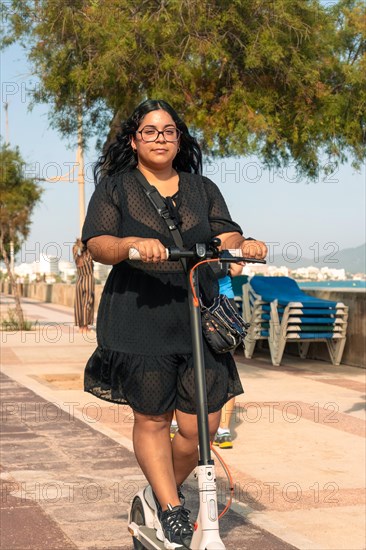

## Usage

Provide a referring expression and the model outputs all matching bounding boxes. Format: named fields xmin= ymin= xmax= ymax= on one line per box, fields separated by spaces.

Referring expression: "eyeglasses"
xmin=136 ymin=126 xmax=181 ymax=143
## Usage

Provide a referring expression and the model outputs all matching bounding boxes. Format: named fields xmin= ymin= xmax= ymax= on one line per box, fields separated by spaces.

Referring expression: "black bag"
xmin=201 ymin=294 xmax=250 ymax=354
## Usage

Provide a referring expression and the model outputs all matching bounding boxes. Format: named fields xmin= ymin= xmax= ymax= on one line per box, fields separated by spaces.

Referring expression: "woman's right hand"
xmin=129 ymin=238 xmax=168 ymax=263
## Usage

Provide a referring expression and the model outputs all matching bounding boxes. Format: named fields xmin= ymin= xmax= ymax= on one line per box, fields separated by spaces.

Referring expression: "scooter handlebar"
xmin=128 ymin=246 xmax=266 ymax=264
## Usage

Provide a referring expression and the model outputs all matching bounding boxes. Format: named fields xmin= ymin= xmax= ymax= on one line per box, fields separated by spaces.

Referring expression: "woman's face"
xmin=131 ymin=109 xmax=180 ymax=171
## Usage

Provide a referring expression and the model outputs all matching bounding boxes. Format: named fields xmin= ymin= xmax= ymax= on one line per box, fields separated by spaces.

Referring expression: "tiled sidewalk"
xmin=1 ymin=294 xmax=365 ymax=549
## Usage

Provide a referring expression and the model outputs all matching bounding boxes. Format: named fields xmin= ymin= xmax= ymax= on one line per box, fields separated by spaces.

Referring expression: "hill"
xmin=270 ymin=243 xmax=365 ymax=274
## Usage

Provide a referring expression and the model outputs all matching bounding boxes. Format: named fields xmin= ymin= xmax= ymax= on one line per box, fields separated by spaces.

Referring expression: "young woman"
xmin=82 ymin=99 xmax=267 ymax=549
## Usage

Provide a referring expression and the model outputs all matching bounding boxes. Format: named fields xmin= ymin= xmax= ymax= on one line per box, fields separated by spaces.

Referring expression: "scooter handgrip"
xmin=128 ymin=248 xmax=141 ymax=260
xmin=227 ymin=249 xmax=244 ymax=257
xmin=225 ymin=249 xmax=266 ymax=263
xmin=128 ymin=248 xmax=170 ymax=260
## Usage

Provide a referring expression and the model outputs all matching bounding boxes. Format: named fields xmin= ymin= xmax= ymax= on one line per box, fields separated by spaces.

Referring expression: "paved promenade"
xmin=1 ymin=294 xmax=365 ymax=550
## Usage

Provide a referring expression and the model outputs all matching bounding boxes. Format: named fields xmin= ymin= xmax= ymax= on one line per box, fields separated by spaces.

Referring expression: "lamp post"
xmin=45 ymin=104 xmax=86 ymax=237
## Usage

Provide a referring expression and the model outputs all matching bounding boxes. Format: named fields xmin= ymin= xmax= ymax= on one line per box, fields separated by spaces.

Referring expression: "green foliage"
xmin=2 ymin=0 xmax=365 ymax=178
xmin=1 ymin=307 xmax=33 ymax=331
xmin=0 ymin=143 xmax=43 ymax=255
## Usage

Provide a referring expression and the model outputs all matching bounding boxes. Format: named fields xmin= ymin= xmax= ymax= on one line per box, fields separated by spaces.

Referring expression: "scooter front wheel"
xmin=130 ymin=496 xmax=147 ymax=550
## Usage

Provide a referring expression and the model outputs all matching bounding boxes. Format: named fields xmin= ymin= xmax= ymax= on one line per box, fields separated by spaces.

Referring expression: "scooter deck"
xmin=129 ymin=523 xmax=166 ymax=550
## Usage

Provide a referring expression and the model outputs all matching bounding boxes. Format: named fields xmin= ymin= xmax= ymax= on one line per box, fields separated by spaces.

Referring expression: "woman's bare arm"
xmin=216 ymin=231 xmax=267 ymax=260
xmin=228 ymin=262 xmax=244 ymax=277
xmin=87 ymin=235 xmax=167 ymax=265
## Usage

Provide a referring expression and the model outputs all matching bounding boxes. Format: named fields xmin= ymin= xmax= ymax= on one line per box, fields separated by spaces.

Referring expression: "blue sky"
xmin=1 ymin=43 xmax=365 ymax=265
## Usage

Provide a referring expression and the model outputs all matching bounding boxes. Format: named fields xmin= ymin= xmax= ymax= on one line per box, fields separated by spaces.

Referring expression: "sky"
xmin=1 ymin=43 xmax=365 ymax=267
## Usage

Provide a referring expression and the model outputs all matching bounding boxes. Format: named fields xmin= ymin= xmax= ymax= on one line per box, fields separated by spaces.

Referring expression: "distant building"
xmin=241 ymin=264 xmax=289 ymax=277
xmin=242 ymin=263 xmax=270 ymax=277
xmin=12 ymin=257 xmax=112 ymax=284
xmin=35 ymin=255 xmax=59 ymax=276
xmin=94 ymin=262 xmax=111 ymax=282
xmin=59 ymin=261 xmax=76 ymax=282
xmin=319 ymin=267 xmax=346 ymax=280
xmin=14 ymin=255 xmax=60 ymax=283
xmin=292 ymin=265 xmax=346 ymax=281
xmin=268 ymin=265 xmax=289 ymax=277
xmin=352 ymin=273 xmax=366 ymax=281
xmin=14 ymin=262 xmax=34 ymax=281
xmin=292 ymin=266 xmax=320 ymax=280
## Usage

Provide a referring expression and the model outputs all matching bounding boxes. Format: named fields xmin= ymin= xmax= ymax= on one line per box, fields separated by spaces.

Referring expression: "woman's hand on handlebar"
xmin=217 ymin=232 xmax=268 ymax=263
xmin=241 ymin=239 xmax=267 ymax=260
xmin=129 ymin=238 xmax=168 ymax=263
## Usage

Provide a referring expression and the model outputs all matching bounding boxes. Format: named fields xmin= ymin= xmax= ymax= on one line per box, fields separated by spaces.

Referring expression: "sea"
xmin=298 ymin=280 xmax=365 ymax=290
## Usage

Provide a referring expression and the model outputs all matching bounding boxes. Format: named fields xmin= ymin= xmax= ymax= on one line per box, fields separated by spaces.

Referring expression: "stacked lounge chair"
xmin=231 ymin=275 xmax=248 ymax=315
xmin=242 ymin=276 xmax=348 ymax=366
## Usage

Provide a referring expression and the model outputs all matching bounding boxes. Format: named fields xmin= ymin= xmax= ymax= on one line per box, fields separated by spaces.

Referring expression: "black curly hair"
xmin=94 ymin=99 xmax=202 ymax=184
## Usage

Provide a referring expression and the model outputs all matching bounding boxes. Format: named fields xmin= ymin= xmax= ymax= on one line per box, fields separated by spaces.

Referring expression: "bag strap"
xmin=133 ymin=169 xmax=187 ymax=271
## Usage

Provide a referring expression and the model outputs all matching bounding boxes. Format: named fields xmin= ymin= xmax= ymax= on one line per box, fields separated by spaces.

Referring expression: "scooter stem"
xmin=188 ymin=268 xmax=212 ymax=465
xmin=188 ymin=267 xmax=226 ymax=549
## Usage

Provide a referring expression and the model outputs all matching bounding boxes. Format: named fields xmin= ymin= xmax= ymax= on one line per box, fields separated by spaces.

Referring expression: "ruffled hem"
xmin=84 ymin=345 xmax=244 ymax=414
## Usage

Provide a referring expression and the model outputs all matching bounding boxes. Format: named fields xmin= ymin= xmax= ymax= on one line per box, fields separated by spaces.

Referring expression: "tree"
xmin=2 ymin=0 xmax=365 ymax=178
xmin=0 ymin=144 xmax=43 ymax=327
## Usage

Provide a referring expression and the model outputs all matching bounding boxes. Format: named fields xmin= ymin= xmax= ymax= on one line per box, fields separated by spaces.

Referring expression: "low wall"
xmin=304 ymin=289 xmax=365 ymax=368
xmin=1 ymin=282 xmax=104 ymax=316
xmin=1 ymin=281 xmax=365 ymax=368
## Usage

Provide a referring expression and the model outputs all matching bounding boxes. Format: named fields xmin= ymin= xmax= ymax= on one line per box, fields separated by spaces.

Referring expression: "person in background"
xmin=213 ymin=261 xmax=243 ymax=449
xmin=213 ymin=396 xmax=236 ymax=448
xmin=72 ymin=238 xmax=95 ymax=333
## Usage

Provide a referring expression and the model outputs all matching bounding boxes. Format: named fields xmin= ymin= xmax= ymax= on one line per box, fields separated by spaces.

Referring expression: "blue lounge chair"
xmin=231 ymin=275 xmax=248 ymax=315
xmin=243 ymin=276 xmax=348 ymax=366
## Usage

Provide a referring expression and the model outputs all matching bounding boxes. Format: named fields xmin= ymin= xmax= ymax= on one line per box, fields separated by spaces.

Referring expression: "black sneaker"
xmin=177 ymin=485 xmax=185 ymax=506
xmin=159 ymin=503 xmax=193 ymax=549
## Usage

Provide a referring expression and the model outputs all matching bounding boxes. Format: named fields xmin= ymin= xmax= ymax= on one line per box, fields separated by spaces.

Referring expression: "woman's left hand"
xmin=241 ymin=239 xmax=267 ymax=261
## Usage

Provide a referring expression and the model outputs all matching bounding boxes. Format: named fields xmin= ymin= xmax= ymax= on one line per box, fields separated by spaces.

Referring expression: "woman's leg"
xmin=133 ymin=410 xmax=180 ymax=511
xmin=219 ymin=397 xmax=236 ymax=430
xmin=172 ymin=409 xmax=221 ymax=486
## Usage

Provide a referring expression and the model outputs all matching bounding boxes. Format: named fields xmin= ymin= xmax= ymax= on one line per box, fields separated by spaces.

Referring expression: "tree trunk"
xmin=0 ymin=235 xmax=25 ymax=328
xmin=102 ymin=109 xmax=123 ymax=155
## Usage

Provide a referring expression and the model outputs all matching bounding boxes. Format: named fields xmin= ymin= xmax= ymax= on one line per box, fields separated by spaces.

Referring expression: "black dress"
xmin=82 ymin=170 xmax=244 ymax=414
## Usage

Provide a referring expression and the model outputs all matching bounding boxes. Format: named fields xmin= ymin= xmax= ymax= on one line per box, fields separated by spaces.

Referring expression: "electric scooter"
xmin=127 ymin=242 xmax=266 ymax=550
